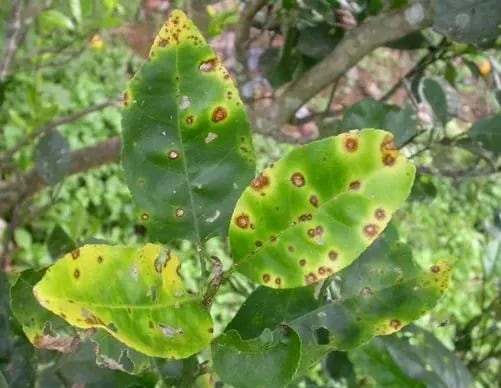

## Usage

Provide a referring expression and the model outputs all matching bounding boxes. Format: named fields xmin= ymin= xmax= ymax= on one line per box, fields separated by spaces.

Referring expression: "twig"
xmin=0 ymin=98 xmax=120 ymax=165
xmin=0 ymin=0 xmax=24 ymax=81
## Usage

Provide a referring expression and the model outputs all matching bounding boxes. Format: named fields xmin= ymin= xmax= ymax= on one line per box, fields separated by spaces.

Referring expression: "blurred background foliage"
xmin=0 ymin=0 xmax=500 ymax=387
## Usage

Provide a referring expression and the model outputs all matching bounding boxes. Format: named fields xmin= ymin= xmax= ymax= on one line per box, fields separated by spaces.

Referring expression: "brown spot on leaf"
xmin=73 ymin=269 xmax=80 ymax=279
xmin=71 ymin=249 xmax=80 ymax=260
xmin=328 ymin=251 xmax=338 ymax=261
xmin=381 ymin=134 xmax=396 ymax=151
xmin=185 ymin=115 xmax=194 ymax=125
xmin=291 ymin=172 xmax=305 ymax=187
xmin=209 ymin=327 xmax=214 ymax=333
xmin=255 ymin=241 xmax=262 ymax=247
xmin=141 ymin=213 xmax=149 ymax=221
xmin=305 ymin=273 xmax=317 ymax=284
xmin=158 ymin=38 xmax=168 ymax=47
xmin=315 ymin=225 xmax=324 ymax=235
xmin=275 ymin=277 xmax=281 ymax=286
xmin=345 ymin=137 xmax=358 ymax=152
xmin=251 ymin=173 xmax=269 ymax=191
xmin=349 ymin=180 xmax=361 ymax=190
xmin=270 ymin=235 xmax=277 ymax=243
xmin=262 ymin=273 xmax=271 ymax=283
xmin=375 ymin=208 xmax=386 ymax=220
xmin=122 ymin=92 xmax=129 ymax=107
xmin=307 ymin=228 xmax=316 ymax=238
xmin=97 ymin=256 xmax=103 ymax=264
xmin=288 ymin=246 xmax=295 ymax=253
xmin=199 ymin=58 xmax=217 ymax=72
xmin=211 ymin=106 xmax=227 ymax=122
xmin=318 ymin=266 xmax=326 ymax=275
xmin=309 ymin=195 xmax=319 ymax=207
xmin=175 ymin=208 xmax=185 ymax=218
xmin=430 ymin=264 xmax=440 ymax=273
xmin=363 ymin=224 xmax=379 ymax=238
xmin=235 ymin=214 xmax=250 ymax=229
xmin=390 ymin=319 xmax=401 ymax=330
xmin=299 ymin=259 xmax=306 ymax=266
xmin=383 ymin=153 xmax=396 ymax=166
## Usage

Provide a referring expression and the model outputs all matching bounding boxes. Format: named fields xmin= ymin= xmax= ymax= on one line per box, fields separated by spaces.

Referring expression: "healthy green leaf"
xmin=10 ymin=270 xmax=79 ymax=352
xmin=122 ymin=10 xmax=255 ymax=244
xmin=339 ymin=99 xmax=418 ymax=146
xmin=40 ymin=9 xmax=75 ymax=32
xmin=422 ymin=78 xmax=448 ymax=126
xmin=47 ymin=225 xmax=76 ymax=260
xmin=212 ymin=327 xmax=302 ymax=388
xmin=230 ymin=129 xmax=415 ymax=288
xmin=33 ymin=244 xmax=213 ymax=358
xmin=225 ymin=227 xmax=451 ymax=376
xmin=34 ymin=129 xmax=71 ymax=186
xmin=351 ymin=325 xmax=473 ymax=388
xmin=466 ymin=115 xmax=501 ymax=153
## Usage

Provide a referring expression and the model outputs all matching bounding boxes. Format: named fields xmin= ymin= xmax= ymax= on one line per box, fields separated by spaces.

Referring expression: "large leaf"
xmin=33 ymin=244 xmax=213 ymax=358
xmin=338 ymin=99 xmax=418 ymax=147
xmin=10 ymin=270 xmax=79 ymax=352
xmin=433 ymin=0 xmax=501 ymax=46
xmin=466 ymin=115 xmax=501 ymax=154
xmin=225 ymin=227 xmax=451 ymax=379
xmin=212 ymin=327 xmax=302 ymax=388
xmin=122 ymin=10 xmax=255 ymax=243
xmin=351 ymin=325 xmax=473 ymax=388
xmin=230 ymin=129 xmax=415 ymax=288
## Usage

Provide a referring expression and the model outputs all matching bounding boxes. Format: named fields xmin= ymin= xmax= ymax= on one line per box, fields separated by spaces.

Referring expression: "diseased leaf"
xmin=10 ymin=269 xmax=79 ymax=353
xmin=212 ymin=327 xmax=301 ymax=388
xmin=33 ymin=244 xmax=213 ymax=358
xmin=351 ymin=325 xmax=473 ymax=388
xmin=122 ymin=10 xmax=255 ymax=244
xmin=225 ymin=227 xmax=451 ymax=378
xmin=230 ymin=129 xmax=415 ymax=288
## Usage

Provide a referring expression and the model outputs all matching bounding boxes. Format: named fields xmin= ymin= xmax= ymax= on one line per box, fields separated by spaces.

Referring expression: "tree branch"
xmin=253 ymin=0 xmax=434 ymax=136
xmin=0 ymin=137 xmax=122 ymax=217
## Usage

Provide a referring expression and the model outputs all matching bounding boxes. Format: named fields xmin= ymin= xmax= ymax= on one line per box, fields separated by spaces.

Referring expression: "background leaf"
xmin=46 ymin=225 xmax=76 ymax=260
xmin=466 ymin=115 xmax=501 ymax=154
xmin=212 ymin=327 xmax=301 ymax=388
xmin=122 ymin=10 xmax=255 ymax=244
xmin=230 ymin=129 xmax=415 ymax=288
xmin=33 ymin=244 xmax=213 ymax=358
xmin=34 ymin=129 xmax=71 ymax=186
xmin=422 ymin=78 xmax=448 ymax=126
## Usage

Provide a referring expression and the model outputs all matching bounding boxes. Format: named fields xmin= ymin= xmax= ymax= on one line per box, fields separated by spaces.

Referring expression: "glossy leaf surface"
xmin=33 ymin=244 xmax=213 ymax=358
xmin=230 ymin=129 xmax=415 ymax=288
xmin=212 ymin=327 xmax=301 ymax=388
xmin=225 ymin=227 xmax=452 ymax=377
xmin=122 ymin=10 xmax=255 ymax=243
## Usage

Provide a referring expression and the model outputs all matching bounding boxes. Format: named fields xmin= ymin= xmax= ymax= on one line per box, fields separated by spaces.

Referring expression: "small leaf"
xmin=34 ymin=129 xmax=71 ymax=185
xmin=351 ymin=325 xmax=473 ymax=388
xmin=230 ymin=129 xmax=415 ymax=288
xmin=339 ymin=98 xmax=417 ymax=147
xmin=33 ymin=244 xmax=213 ymax=358
xmin=40 ymin=10 xmax=75 ymax=32
xmin=122 ymin=10 xmax=255 ymax=244
xmin=69 ymin=0 xmax=82 ymax=25
xmin=47 ymin=225 xmax=76 ymax=260
xmin=422 ymin=78 xmax=448 ymax=126
xmin=466 ymin=115 xmax=501 ymax=153
xmin=10 ymin=270 xmax=79 ymax=352
xmin=212 ymin=327 xmax=302 ymax=388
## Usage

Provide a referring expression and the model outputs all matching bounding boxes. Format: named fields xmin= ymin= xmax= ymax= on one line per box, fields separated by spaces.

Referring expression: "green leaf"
xmin=230 ymin=129 xmax=415 ymax=288
xmin=339 ymin=99 xmax=417 ymax=147
xmin=323 ymin=351 xmax=357 ymax=387
xmin=212 ymin=327 xmax=302 ymax=388
xmin=433 ymin=0 xmax=501 ymax=46
xmin=225 ymin=227 xmax=451 ymax=376
xmin=351 ymin=325 xmax=473 ymax=388
xmin=34 ymin=129 xmax=71 ymax=185
xmin=40 ymin=9 xmax=75 ymax=32
xmin=422 ymin=78 xmax=448 ymax=126
xmin=466 ymin=115 xmax=501 ymax=153
xmin=122 ymin=10 xmax=255 ymax=244
xmin=47 ymin=225 xmax=76 ymax=260
xmin=10 ymin=270 xmax=79 ymax=352
xmin=33 ymin=244 xmax=213 ymax=358
xmin=69 ymin=0 xmax=82 ymax=25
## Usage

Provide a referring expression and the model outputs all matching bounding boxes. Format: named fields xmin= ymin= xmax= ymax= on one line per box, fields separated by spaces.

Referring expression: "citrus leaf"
xmin=230 ymin=129 xmax=415 ymax=288
xmin=10 ymin=270 xmax=79 ymax=353
xmin=225 ymin=227 xmax=452 ymax=377
xmin=33 ymin=244 xmax=213 ymax=358
xmin=466 ymin=114 xmax=501 ymax=153
xmin=212 ymin=327 xmax=301 ymax=388
xmin=422 ymin=78 xmax=448 ymax=126
xmin=122 ymin=10 xmax=255 ymax=244
xmin=34 ymin=129 xmax=71 ymax=186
